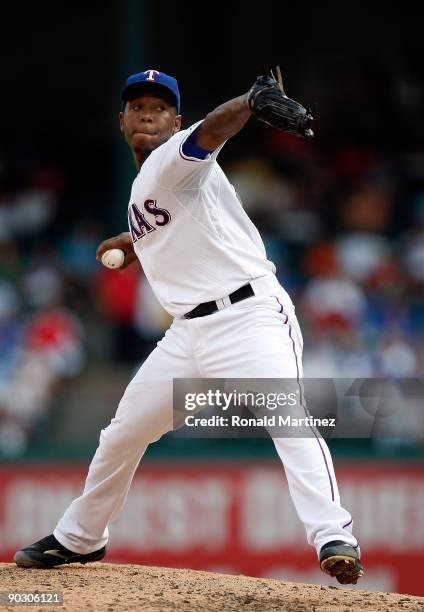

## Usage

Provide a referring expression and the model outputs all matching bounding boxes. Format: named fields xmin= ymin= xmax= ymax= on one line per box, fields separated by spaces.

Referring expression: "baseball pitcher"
xmin=14 ymin=68 xmax=363 ymax=585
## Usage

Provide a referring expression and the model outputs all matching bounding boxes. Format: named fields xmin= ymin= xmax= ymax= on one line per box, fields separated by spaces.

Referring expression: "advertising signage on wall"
xmin=1 ymin=463 xmax=423 ymax=595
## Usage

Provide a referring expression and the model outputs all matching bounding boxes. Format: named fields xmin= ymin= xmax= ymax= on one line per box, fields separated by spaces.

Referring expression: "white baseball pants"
xmin=54 ymin=276 xmax=358 ymax=556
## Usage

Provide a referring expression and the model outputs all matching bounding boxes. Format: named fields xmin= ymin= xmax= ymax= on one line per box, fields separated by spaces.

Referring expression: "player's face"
xmin=119 ymin=94 xmax=182 ymax=156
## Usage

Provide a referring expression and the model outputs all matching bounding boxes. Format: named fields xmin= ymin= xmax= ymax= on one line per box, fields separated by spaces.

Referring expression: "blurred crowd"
xmin=227 ymin=132 xmax=424 ymax=381
xmin=0 ymin=129 xmax=423 ymax=456
xmin=0 ymin=158 xmax=176 ymax=456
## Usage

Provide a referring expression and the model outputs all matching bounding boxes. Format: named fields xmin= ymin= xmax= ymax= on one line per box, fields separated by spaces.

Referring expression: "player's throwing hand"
xmin=96 ymin=232 xmax=137 ymax=270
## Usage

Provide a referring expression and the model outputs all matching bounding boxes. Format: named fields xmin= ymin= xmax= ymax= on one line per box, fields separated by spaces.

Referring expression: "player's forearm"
xmin=194 ymin=94 xmax=251 ymax=151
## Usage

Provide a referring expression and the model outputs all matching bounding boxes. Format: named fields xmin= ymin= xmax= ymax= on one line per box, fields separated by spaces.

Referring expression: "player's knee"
xmin=99 ymin=415 xmax=169 ymax=451
xmin=99 ymin=423 xmax=144 ymax=451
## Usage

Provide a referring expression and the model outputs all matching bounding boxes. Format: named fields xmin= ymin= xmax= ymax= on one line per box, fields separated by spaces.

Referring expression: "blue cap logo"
xmin=121 ymin=69 xmax=181 ymax=113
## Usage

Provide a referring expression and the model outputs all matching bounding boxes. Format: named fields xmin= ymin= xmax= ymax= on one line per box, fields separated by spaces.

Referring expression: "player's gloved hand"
xmin=96 ymin=232 xmax=138 ymax=269
xmin=247 ymin=66 xmax=314 ymax=139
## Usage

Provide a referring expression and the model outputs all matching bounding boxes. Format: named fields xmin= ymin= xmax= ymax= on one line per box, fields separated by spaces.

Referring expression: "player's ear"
xmin=119 ymin=112 xmax=124 ymax=133
xmin=173 ymin=114 xmax=182 ymax=134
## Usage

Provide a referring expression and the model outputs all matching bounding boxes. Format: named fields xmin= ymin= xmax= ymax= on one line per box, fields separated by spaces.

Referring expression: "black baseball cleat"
xmin=14 ymin=534 xmax=106 ymax=569
xmin=319 ymin=540 xmax=364 ymax=585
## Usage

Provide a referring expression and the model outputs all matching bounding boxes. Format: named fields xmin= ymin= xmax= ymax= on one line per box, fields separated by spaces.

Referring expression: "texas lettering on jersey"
xmin=128 ymin=199 xmax=171 ymax=243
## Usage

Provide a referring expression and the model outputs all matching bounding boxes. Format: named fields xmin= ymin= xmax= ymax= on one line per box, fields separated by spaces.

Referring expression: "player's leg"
xmin=14 ymin=318 xmax=198 ymax=566
xmin=197 ymin=292 xmax=362 ymax=582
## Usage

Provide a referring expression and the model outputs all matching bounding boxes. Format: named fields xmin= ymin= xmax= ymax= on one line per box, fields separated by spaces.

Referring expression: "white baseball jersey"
xmin=127 ymin=121 xmax=276 ymax=318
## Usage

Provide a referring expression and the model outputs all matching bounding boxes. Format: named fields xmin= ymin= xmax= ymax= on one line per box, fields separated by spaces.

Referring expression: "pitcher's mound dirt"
xmin=1 ymin=563 xmax=423 ymax=611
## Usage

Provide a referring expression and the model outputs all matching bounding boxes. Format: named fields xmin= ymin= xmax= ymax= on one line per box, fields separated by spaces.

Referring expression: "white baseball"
xmin=101 ymin=248 xmax=125 ymax=269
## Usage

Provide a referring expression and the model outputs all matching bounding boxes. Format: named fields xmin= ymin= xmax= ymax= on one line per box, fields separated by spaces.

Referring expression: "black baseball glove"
xmin=247 ymin=66 xmax=314 ymax=139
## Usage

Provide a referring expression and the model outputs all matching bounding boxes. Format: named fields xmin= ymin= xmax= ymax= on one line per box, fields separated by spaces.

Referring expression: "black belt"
xmin=184 ymin=283 xmax=255 ymax=319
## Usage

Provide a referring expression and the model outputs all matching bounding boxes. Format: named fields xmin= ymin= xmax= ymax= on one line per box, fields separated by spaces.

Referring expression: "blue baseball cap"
xmin=121 ymin=69 xmax=180 ymax=113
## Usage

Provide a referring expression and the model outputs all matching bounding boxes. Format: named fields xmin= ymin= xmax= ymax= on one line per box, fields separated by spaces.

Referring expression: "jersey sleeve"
xmin=181 ymin=127 xmax=214 ymax=160
xmin=150 ymin=121 xmax=226 ymax=189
